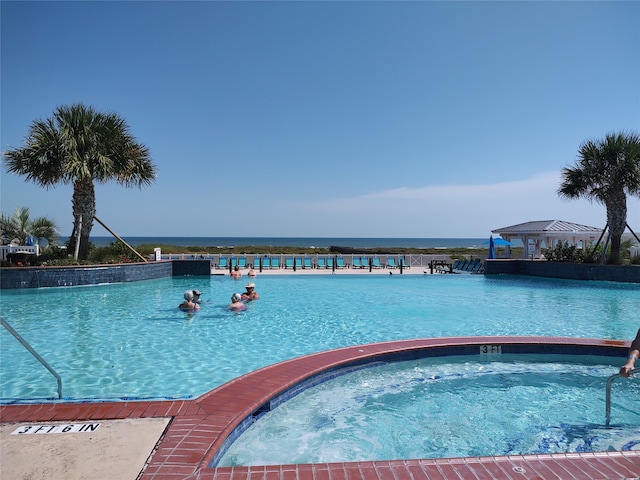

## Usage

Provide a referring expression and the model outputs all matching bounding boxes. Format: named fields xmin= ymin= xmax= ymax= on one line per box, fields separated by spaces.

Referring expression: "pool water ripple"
xmin=1 ymin=274 xmax=639 ymax=402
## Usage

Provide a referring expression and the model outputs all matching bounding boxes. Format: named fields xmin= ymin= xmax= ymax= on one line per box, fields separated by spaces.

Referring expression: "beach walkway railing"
xmin=151 ymin=253 xmax=456 ymax=270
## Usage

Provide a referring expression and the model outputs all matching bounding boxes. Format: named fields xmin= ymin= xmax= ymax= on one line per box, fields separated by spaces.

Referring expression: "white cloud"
xmin=310 ymin=172 xmax=562 ymax=212
xmin=292 ymin=171 xmax=631 ymax=237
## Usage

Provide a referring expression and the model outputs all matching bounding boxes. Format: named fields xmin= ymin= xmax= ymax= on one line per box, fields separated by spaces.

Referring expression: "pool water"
xmin=1 ymin=274 xmax=638 ymax=402
xmin=217 ymin=355 xmax=640 ymax=466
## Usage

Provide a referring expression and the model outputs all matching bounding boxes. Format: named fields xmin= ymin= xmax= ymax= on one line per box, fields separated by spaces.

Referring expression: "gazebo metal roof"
xmin=492 ymin=220 xmax=603 ymax=259
xmin=493 ymin=220 xmax=603 ymax=236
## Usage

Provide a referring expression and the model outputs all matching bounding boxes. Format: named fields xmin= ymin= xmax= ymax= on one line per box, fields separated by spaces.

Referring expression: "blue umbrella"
xmin=483 ymin=237 xmax=511 ymax=246
xmin=493 ymin=237 xmax=511 ymax=246
xmin=488 ymin=236 xmax=495 ymax=259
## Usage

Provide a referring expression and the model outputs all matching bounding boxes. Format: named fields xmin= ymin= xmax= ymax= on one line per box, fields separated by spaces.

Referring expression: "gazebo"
xmin=492 ymin=220 xmax=603 ymax=259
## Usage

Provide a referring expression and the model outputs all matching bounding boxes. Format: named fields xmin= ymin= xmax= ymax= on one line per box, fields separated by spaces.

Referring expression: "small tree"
xmin=558 ymin=131 xmax=640 ymax=264
xmin=3 ymin=104 xmax=157 ymax=260
xmin=0 ymin=206 xmax=58 ymax=246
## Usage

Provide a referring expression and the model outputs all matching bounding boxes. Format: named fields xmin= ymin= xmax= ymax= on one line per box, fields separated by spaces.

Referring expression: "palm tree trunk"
xmin=69 ymin=178 xmax=96 ymax=260
xmin=606 ymin=190 xmax=627 ymax=264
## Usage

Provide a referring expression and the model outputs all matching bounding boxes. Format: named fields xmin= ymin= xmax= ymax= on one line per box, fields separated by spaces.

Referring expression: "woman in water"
xmin=179 ymin=290 xmax=200 ymax=312
xmin=229 ymin=293 xmax=247 ymax=311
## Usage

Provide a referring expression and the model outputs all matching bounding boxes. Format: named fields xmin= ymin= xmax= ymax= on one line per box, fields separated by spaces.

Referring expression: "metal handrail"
xmin=605 ymin=367 xmax=640 ymax=426
xmin=1 ymin=317 xmax=62 ymax=399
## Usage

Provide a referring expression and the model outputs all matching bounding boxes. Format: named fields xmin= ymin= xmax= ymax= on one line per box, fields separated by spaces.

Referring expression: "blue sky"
xmin=2 ymin=1 xmax=639 ymax=239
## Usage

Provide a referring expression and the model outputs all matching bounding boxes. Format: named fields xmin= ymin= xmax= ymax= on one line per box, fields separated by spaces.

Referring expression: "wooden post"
xmin=93 ymin=216 xmax=147 ymax=262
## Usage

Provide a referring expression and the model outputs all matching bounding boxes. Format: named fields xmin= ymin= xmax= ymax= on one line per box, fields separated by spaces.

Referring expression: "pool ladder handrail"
xmin=1 ymin=317 xmax=62 ymax=399
xmin=605 ymin=367 xmax=640 ymax=426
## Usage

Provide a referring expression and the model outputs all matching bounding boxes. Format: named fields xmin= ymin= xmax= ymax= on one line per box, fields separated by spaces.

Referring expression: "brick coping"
xmin=2 ymin=336 xmax=638 ymax=480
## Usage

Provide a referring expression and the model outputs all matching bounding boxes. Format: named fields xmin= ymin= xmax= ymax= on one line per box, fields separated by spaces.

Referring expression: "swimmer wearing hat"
xmin=192 ymin=289 xmax=202 ymax=304
xmin=229 ymin=293 xmax=247 ymax=311
xmin=179 ymin=290 xmax=200 ymax=312
xmin=241 ymin=282 xmax=259 ymax=301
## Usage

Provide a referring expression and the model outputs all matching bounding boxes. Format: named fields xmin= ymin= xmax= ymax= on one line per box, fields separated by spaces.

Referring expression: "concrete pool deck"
xmin=0 ymin=417 xmax=169 ymax=480
xmin=1 ymin=336 xmax=638 ymax=480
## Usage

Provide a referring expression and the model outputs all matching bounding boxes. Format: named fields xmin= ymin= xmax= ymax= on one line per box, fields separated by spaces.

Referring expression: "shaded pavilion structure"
xmin=492 ymin=220 xmax=603 ymax=259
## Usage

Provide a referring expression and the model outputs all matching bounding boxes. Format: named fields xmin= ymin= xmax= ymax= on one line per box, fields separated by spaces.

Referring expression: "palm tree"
xmin=558 ymin=131 xmax=640 ymax=264
xmin=0 ymin=206 xmax=59 ymax=246
xmin=3 ymin=104 xmax=157 ymax=260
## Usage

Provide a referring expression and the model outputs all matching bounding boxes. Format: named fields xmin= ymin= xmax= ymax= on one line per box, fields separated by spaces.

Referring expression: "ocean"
xmin=88 ymin=236 xmax=494 ymax=249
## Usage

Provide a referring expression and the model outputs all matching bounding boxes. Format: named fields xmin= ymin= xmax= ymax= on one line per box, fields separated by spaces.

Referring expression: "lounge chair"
xmin=285 ymin=257 xmax=294 ymax=269
xmin=362 ymin=257 xmax=370 ymax=268
xmin=372 ymin=257 xmax=382 ymax=268
xmin=218 ymin=257 xmax=228 ymax=269
xmin=271 ymin=257 xmax=280 ymax=269
xmin=237 ymin=257 xmax=247 ymax=269
xmin=295 ymin=257 xmax=303 ymax=269
xmin=304 ymin=257 xmax=313 ymax=269
xmin=327 ymin=257 xmax=334 ymax=269
xmin=352 ymin=257 xmax=362 ymax=269
xmin=317 ymin=257 xmax=326 ymax=269
xmin=452 ymin=259 xmax=461 ymax=270
xmin=253 ymin=257 xmax=265 ymax=269
xmin=399 ymin=257 xmax=407 ymax=268
xmin=336 ymin=257 xmax=345 ymax=269
xmin=231 ymin=257 xmax=237 ymax=268
xmin=387 ymin=257 xmax=397 ymax=268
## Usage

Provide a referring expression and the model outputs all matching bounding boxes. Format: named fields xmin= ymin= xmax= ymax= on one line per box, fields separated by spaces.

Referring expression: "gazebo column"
xmin=535 ymin=238 xmax=543 ymax=258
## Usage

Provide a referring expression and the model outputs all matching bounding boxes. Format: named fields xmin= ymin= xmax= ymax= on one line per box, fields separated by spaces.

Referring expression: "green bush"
xmin=89 ymin=241 xmax=140 ymax=263
xmin=543 ymin=241 xmax=603 ymax=263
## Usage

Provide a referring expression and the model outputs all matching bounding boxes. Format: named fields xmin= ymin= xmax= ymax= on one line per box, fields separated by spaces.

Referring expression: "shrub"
xmin=89 ymin=241 xmax=140 ymax=263
xmin=544 ymin=242 xmax=603 ymax=263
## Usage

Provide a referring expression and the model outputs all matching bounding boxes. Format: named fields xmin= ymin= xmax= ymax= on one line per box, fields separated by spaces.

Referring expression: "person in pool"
xmin=230 ymin=266 xmax=242 ymax=279
xmin=192 ymin=290 xmax=202 ymax=304
xmin=241 ymin=282 xmax=259 ymax=301
xmin=229 ymin=293 xmax=247 ymax=311
xmin=179 ymin=290 xmax=200 ymax=312
xmin=619 ymin=328 xmax=640 ymax=377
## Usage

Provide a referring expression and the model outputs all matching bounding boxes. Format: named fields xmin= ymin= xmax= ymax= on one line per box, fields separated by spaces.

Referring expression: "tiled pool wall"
xmin=207 ymin=338 xmax=631 ymax=468
xmin=485 ymin=260 xmax=640 ymax=283
xmin=0 ymin=260 xmax=211 ymax=289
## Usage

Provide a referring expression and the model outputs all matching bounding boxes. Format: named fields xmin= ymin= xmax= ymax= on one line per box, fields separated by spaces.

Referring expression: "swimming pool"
xmin=1 ymin=274 xmax=638 ymax=402
xmin=216 ymin=354 xmax=640 ymax=466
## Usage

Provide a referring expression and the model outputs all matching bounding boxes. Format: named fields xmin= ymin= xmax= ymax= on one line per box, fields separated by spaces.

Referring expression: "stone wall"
xmin=484 ymin=260 xmax=640 ymax=283
xmin=0 ymin=261 xmax=173 ymax=289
